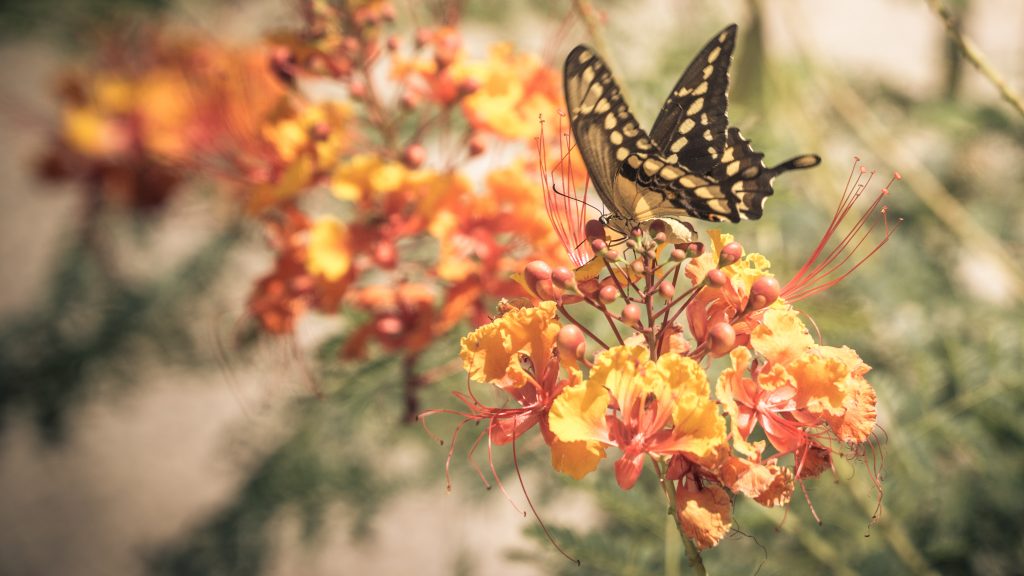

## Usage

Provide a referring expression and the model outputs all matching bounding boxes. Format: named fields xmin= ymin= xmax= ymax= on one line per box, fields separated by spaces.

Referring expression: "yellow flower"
xmin=459 ymin=301 xmax=560 ymax=388
xmin=306 ymin=216 xmax=352 ymax=281
xmin=549 ymin=346 xmax=727 ymax=488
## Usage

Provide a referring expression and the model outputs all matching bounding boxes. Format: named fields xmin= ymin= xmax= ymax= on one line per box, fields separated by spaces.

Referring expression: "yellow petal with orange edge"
xmin=550 ymin=438 xmax=606 ymax=480
xmin=460 ymin=320 xmax=518 ymax=386
xmin=751 ymin=307 xmax=814 ymax=366
xmin=788 ymin=352 xmax=848 ymax=416
xmin=658 ymin=354 xmax=727 ymax=462
xmin=548 ymin=377 xmax=610 ymax=445
xmin=458 ymin=301 xmax=559 ymax=388
xmin=828 ymin=372 xmax=877 ymax=443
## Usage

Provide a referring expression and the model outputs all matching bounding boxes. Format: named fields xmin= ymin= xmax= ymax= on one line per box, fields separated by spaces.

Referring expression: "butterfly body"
xmin=563 ymin=25 xmax=821 ymax=238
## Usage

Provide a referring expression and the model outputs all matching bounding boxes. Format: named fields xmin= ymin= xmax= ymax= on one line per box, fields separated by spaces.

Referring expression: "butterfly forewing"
xmin=649 ymin=24 xmax=737 ymax=176
xmin=563 ymin=45 xmax=661 ymax=219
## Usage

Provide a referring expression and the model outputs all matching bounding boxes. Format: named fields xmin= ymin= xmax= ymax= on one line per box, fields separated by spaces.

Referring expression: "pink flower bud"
xmin=705 ymin=268 xmax=727 ymax=288
xmin=400 ymin=92 xmax=419 ymax=110
xmin=670 ymin=248 xmax=686 ymax=262
xmin=708 ymin=323 xmax=736 ymax=356
xmin=458 ymin=77 xmax=481 ymax=97
xmin=349 ymin=79 xmax=367 ymax=100
xmin=402 ymin=144 xmax=426 ymax=168
xmin=374 ymin=240 xmax=397 ymax=268
xmin=621 ymin=303 xmax=642 ymax=326
xmin=468 ymin=133 xmax=486 ymax=156
xmin=658 ymin=281 xmax=675 ymax=299
xmin=630 ymin=259 xmax=645 ymax=275
xmin=591 ymin=238 xmax=607 ymax=253
xmin=604 ymin=249 xmax=619 ymax=261
xmin=599 ymin=284 xmax=618 ymax=303
xmin=524 ymin=260 xmax=558 ymax=300
xmin=719 ymin=241 xmax=743 ymax=266
xmin=557 ymin=324 xmax=586 ymax=361
xmin=552 ymin=266 xmax=575 ymax=290
xmin=748 ymin=276 xmax=781 ymax=310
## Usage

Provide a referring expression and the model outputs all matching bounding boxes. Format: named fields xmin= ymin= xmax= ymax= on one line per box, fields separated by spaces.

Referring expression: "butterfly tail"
xmin=766 ymin=154 xmax=821 ymax=178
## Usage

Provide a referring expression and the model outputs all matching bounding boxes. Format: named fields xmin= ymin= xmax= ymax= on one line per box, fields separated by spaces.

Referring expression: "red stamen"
xmin=782 ymin=157 xmax=903 ymax=302
xmin=537 ymin=114 xmax=594 ymax=267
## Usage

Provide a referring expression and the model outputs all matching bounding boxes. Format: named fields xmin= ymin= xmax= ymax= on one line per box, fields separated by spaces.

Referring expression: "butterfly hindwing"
xmin=698 ymin=127 xmax=821 ymax=222
xmin=649 ymin=24 xmax=737 ymax=176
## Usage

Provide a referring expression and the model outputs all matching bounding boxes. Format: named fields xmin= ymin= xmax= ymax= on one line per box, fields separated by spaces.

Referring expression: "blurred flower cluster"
xmin=425 ymin=156 xmax=898 ymax=554
xmin=37 ymin=0 xmax=574 ymax=418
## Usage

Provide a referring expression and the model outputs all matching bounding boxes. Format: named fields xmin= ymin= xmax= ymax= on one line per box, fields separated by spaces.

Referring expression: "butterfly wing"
xmin=680 ymin=127 xmax=821 ymax=222
xmin=564 ymin=45 xmax=661 ymax=219
xmin=649 ymin=24 xmax=737 ymax=176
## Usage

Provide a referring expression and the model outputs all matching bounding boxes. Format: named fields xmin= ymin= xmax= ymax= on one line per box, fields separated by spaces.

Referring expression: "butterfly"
xmin=563 ymin=24 xmax=821 ymax=241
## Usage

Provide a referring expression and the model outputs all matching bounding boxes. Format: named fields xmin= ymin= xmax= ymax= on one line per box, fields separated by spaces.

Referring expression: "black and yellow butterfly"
xmin=564 ymin=24 xmax=820 ymax=240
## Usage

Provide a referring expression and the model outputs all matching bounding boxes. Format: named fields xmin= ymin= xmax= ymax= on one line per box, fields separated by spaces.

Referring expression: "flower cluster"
xmin=37 ymin=1 xmax=574 ymax=419
xmin=425 ymin=158 xmax=899 ymax=552
xmin=246 ymin=1 xmax=570 ymax=347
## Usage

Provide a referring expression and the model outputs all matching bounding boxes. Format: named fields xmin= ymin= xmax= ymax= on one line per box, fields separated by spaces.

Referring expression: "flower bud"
xmin=630 ymin=259 xmax=645 ymax=275
xmin=653 ymin=231 xmax=667 ymax=244
xmin=599 ymin=284 xmax=618 ymax=304
xmin=269 ymin=46 xmax=296 ymax=86
xmin=309 ymin=122 xmax=331 ymax=141
xmin=658 ymin=281 xmax=675 ymax=299
xmin=748 ymin=276 xmax=781 ymax=310
xmin=374 ymin=240 xmax=397 ymax=268
xmin=591 ymin=238 xmax=607 ymax=254
xmin=458 ymin=77 xmax=481 ymax=97
xmin=400 ymin=91 xmax=419 ymax=110
xmin=685 ymin=242 xmax=705 ymax=258
xmin=376 ymin=315 xmax=403 ymax=335
xmin=604 ymin=249 xmax=619 ymax=261
xmin=414 ymin=28 xmax=431 ymax=48
xmin=705 ymin=268 xmax=727 ymax=288
xmin=402 ymin=143 xmax=426 ymax=168
xmin=621 ymin=303 xmax=642 ymax=326
xmin=349 ymin=79 xmax=367 ymax=100
xmin=625 ymin=238 xmax=639 ymax=251
xmin=524 ymin=260 xmax=557 ymax=300
xmin=585 ymin=219 xmax=607 ymax=242
xmin=708 ymin=323 xmax=736 ymax=356
xmin=468 ymin=133 xmax=486 ymax=156
xmin=719 ymin=241 xmax=743 ymax=266
xmin=670 ymin=248 xmax=686 ymax=262
xmin=557 ymin=324 xmax=586 ymax=361
xmin=552 ymin=266 xmax=576 ymax=290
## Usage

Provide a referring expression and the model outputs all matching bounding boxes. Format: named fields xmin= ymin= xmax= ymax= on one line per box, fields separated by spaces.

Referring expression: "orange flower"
xmin=717 ymin=308 xmax=878 ymax=476
xmin=342 ymin=283 xmax=438 ymax=358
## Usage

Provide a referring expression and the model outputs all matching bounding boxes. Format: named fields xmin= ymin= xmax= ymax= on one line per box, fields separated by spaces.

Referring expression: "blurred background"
xmin=1 ymin=0 xmax=1023 ymax=574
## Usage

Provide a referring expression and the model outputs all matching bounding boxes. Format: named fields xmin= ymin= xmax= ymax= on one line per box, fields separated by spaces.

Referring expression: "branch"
xmin=924 ymin=0 xmax=1024 ymax=119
